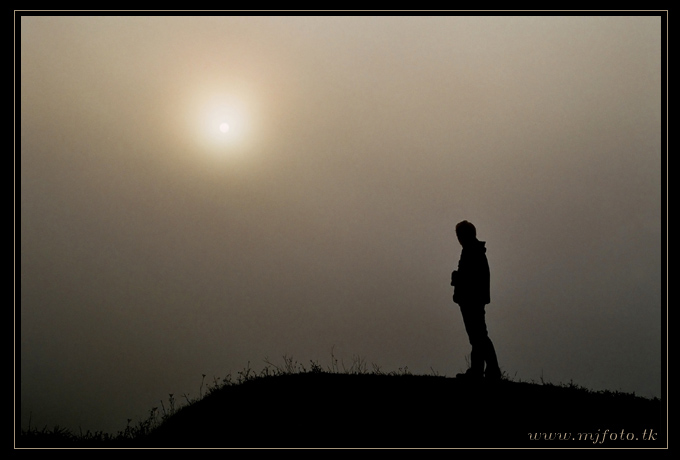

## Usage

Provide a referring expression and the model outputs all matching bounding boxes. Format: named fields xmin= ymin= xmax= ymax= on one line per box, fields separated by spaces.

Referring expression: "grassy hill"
xmin=18 ymin=366 xmax=664 ymax=448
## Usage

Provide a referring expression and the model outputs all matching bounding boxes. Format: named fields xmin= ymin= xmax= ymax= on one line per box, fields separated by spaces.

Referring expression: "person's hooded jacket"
xmin=451 ymin=239 xmax=491 ymax=306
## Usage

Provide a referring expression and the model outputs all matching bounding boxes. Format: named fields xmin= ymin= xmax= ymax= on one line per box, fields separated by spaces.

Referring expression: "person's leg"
xmin=459 ymin=304 xmax=485 ymax=377
xmin=482 ymin=339 xmax=501 ymax=378
xmin=478 ymin=306 xmax=501 ymax=378
xmin=461 ymin=304 xmax=500 ymax=378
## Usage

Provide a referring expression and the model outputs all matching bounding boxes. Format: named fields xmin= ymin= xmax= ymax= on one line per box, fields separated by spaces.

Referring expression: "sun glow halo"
xmin=186 ymin=88 xmax=255 ymax=155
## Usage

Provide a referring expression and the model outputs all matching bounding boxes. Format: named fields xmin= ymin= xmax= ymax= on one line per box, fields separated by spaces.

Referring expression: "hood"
xmin=464 ymin=239 xmax=486 ymax=253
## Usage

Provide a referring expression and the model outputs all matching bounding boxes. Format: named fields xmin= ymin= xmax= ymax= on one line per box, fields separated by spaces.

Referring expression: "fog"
xmin=19 ymin=15 xmax=663 ymax=435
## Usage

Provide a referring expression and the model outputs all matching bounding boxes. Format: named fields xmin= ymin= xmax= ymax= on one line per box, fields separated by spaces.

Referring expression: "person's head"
xmin=455 ymin=220 xmax=477 ymax=247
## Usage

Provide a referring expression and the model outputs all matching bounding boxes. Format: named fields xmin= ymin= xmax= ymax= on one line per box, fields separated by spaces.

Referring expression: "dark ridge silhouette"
xmin=130 ymin=372 xmax=662 ymax=448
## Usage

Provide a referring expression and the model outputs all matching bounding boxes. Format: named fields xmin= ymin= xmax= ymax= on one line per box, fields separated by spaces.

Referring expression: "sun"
xmin=183 ymin=86 xmax=255 ymax=155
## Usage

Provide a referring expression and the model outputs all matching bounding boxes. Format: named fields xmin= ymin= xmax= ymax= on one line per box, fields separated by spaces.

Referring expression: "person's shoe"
xmin=455 ymin=369 xmax=483 ymax=380
xmin=485 ymin=369 xmax=502 ymax=381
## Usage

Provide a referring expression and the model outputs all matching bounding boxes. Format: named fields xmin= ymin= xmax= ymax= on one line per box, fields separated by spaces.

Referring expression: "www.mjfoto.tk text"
xmin=528 ymin=429 xmax=658 ymax=444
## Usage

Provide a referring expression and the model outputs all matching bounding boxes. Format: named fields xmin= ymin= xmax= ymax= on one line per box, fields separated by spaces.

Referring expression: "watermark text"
xmin=528 ymin=429 xmax=658 ymax=444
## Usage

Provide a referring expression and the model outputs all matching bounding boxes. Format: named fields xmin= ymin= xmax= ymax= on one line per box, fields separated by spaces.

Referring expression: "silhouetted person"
xmin=451 ymin=220 xmax=501 ymax=381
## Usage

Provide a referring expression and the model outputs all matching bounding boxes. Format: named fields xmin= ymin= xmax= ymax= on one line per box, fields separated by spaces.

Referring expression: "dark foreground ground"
xmin=135 ymin=372 xmax=663 ymax=448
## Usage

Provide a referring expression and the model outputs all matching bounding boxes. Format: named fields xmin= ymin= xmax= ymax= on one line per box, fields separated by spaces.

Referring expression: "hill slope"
xmin=140 ymin=372 xmax=663 ymax=448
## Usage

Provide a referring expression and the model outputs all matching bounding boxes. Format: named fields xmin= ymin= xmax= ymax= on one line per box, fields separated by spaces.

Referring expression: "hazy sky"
xmin=19 ymin=14 xmax=664 ymax=435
